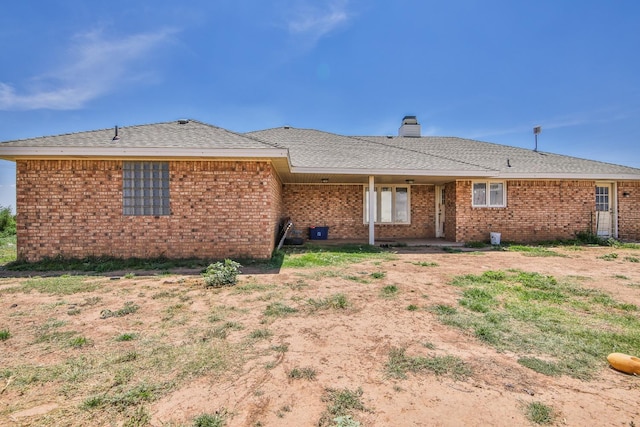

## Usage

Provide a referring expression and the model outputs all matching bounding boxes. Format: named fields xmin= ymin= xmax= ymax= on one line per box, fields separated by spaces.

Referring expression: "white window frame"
xmin=123 ymin=161 xmax=170 ymax=216
xmin=363 ymin=185 xmax=411 ymax=224
xmin=472 ymin=181 xmax=506 ymax=208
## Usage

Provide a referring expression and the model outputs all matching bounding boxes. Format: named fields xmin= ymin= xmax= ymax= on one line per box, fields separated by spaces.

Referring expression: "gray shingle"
xmin=360 ymin=136 xmax=640 ymax=176
xmin=247 ymin=127 xmax=492 ymax=172
xmin=2 ymin=119 xmax=639 ymax=179
xmin=0 ymin=119 xmax=282 ymax=150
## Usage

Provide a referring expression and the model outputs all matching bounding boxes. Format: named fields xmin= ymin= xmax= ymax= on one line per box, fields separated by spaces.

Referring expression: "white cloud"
xmin=0 ymin=28 xmax=177 ymax=111
xmin=286 ymin=0 xmax=350 ymax=44
xmin=467 ymin=109 xmax=628 ymax=141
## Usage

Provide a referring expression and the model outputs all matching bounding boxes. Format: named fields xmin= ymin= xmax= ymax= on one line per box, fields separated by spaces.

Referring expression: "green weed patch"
xmin=507 ymin=245 xmax=565 ymax=257
xmin=385 ymin=347 xmax=472 ymax=380
xmin=438 ymin=270 xmax=640 ymax=379
xmin=281 ymin=244 xmax=394 ymax=268
xmin=12 ymin=275 xmax=102 ymax=295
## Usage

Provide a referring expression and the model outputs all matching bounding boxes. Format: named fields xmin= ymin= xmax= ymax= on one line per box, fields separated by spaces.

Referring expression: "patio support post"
xmin=368 ymin=175 xmax=375 ymax=245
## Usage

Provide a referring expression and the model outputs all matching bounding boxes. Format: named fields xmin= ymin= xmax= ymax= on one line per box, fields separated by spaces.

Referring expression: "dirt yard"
xmin=1 ymin=245 xmax=639 ymax=426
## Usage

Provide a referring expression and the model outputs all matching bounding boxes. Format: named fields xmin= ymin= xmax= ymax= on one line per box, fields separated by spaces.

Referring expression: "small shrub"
xmin=68 ymin=336 xmax=90 ymax=348
xmin=0 ymin=206 xmax=16 ymax=237
xmin=380 ymin=285 xmax=398 ymax=298
xmin=249 ymin=329 xmax=272 ymax=339
xmin=115 ymin=333 xmax=137 ymax=342
xmin=575 ymin=231 xmax=605 ymax=245
xmin=442 ymin=246 xmax=462 ymax=253
xmin=0 ymin=329 xmax=11 ymax=341
xmin=525 ymin=401 xmax=554 ymax=425
xmin=202 ymin=260 xmax=242 ymax=288
xmin=319 ymin=387 xmax=368 ymax=427
xmin=331 ymin=415 xmax=361 ymax=427
xmin=82 ymin=395 xmax=105 ymax=409
xmin=308 ymin=293 xmax=349 ymax=310
xmin=464 ymin=241 xmax=486 ymax=248
xmin=406 ymin=304 xmax=419 ymax=311
xmin=123 ymin=405 xmax=150 ymax=427
xmin=413 ymin=261 xmax=438 ymax=267
xmin=624 ymin=256 xmax=639 ymax=263
xmin=264 ymin=302 xmax=298 ymax=317
xmin=193 ymin=411 xmax=227 ymax=427
xmin=114 ymin=351 xmax=139 ymax=363
xmin=101 ymin=302 xmax=140 ymax=319
xmin=271 ymin=344 xmax=289 ymax=353
xmin=208 ymin=322 xmax=244 ymax=339
xmin=598 ymin=253 xmax=618 ymax=261
xmin=288 ymin=366 xmax=317 ymax=380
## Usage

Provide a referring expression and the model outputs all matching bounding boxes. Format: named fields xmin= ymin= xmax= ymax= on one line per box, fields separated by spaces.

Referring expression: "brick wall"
xmin=16 ymin=160 xmax=279 ymax=261
xmin=282 ymin=184 xmax=435 ymax=240
xmin=453 ymin=180 xmax=595 ymax=242
xmin=618 ymin=181 xmax=640 ymax=240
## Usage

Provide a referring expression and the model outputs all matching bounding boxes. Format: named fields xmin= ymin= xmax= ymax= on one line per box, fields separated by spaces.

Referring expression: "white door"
xmin=435 ymin=186 xmax=445 ymax=238
xmin=595 ymin=183 xmax=613 ymax=237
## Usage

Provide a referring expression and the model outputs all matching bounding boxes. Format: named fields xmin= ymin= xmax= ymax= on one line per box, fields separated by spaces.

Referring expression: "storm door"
xmin=595 ymin=183 xmax=615 ymax=237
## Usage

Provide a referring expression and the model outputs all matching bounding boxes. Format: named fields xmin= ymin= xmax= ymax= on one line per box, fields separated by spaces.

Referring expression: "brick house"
xmin=1 ymin=117 xmax=639 ymax=261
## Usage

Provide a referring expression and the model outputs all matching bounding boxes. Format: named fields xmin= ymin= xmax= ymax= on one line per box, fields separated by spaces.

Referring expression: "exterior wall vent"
xmin=398 ymin=115 xmax=421 ymax=137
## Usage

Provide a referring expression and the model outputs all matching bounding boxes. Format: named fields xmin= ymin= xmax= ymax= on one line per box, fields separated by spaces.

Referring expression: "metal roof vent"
xmin=398 ymin=115 xmax=421 ymax=137
xmin=177 ymin=119 xmax=189 ymax=124
xmin=112 ymin=126 xmax=120 ymax=141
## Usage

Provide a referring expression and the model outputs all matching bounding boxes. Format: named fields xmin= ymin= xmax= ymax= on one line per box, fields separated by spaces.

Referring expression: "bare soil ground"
xmin=1 ymin=246 xmax=639 ymax=426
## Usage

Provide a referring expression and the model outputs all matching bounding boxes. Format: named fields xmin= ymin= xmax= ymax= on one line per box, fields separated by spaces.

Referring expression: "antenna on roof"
xmin=533 ymin=126 xmax=541 ymax=152
xmin=112 ymin=126 xmax=120 ymax=141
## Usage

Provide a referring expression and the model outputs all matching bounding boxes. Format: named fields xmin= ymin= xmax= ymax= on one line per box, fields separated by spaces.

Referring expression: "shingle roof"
xmin=246 ymin=127 xmax=492 ymax=172
xmin=359 ymin=136 xmax=640 ymax=176
xmin=0 ymin=119 xmax=282 ymax=150
xmin=247 ymin=127 xmax=640 ymax=178
xmin=2 ymin=119 xmax=639 ymax=179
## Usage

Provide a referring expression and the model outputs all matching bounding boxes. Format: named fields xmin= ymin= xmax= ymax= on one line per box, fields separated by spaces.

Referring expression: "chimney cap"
xmin=402 ymin=115 xmax=419 ymax=125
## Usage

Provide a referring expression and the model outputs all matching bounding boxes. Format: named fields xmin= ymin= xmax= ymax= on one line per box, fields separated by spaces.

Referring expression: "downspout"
xmin=368 ymin=175 xmax=375 ymax=245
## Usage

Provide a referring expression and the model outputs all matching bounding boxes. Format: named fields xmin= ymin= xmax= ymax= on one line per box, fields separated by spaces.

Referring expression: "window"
xmin=595 ymin=186 xmax=609 ymax=211
xmin=364 ymin=186 xmax=410 ymax=224
xmin=123 ymin=162 xmax=170 ymax=216
xmin=472 ymin=181 xmax=506 ymax=207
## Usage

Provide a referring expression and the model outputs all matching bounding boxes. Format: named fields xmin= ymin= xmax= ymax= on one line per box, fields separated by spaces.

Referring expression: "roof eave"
xmin=492 ymin=172 xmax=640 ymax=180
xmin=290 ymin=166 xmax=495 ymax=177
xmin=0 ymin=147 xmax=290 ymax=161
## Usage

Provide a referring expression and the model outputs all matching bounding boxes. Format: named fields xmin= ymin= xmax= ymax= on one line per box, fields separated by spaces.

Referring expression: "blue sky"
xmin=1 ymin=1 xmax=640 ymax=211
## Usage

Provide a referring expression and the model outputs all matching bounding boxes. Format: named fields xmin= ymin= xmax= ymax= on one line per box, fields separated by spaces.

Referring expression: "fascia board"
xmin=491 ymin=173 xmax=640 ymax=180
xmin=290 ymin=166 xmax=496 ymax=177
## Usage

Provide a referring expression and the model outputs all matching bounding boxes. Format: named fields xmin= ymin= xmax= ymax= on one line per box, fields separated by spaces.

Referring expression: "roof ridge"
xmin=188 ymin=120 xmax=286 ymax=149
xmin=1 ymin=119 xmax=288 ymax=149
xmin=1 ymin=119 xmax=187 ymax=144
